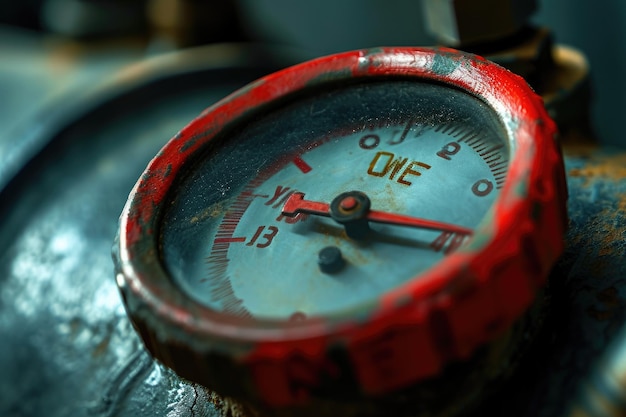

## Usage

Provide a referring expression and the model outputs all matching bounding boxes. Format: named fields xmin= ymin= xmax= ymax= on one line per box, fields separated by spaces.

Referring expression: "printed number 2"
xmin=246 ymin=226 xmax=278 ymax=248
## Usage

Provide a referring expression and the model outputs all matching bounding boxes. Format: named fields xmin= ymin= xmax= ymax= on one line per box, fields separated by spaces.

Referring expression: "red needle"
xmin=282 ymin=192 xmax=472 ymax=235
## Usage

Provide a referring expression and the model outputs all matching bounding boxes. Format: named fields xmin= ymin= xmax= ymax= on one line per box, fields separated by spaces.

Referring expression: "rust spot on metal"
xmin=566 ymin=194 xmax=626 ymax=266
xmin=594 ymin=206 xmax=626 ymax=258
xmin=598 ymin=231 xmax=626 ymax=257
xmin=568 ymin=153 xmax=626 ymax=186
xmin=618 ymin=194 xmax=626 ymax=212
xmin=205 ymin=389 xmax=258 ymax=417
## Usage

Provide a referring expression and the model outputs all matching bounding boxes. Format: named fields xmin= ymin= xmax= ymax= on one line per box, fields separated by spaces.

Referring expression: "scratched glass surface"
xmin=161 ymin=80 xmax=510 ymax=319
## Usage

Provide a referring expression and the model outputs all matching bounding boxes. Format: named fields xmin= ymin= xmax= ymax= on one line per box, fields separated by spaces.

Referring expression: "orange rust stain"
xmin=619 ymin=194 xmax=626 ymax=212
xmin=596 ymin=205 xmax=626 ymax=258
xmin=206 ymin=389 xmax=257 ymax=417
xmin=568 ymin=152 xmax=626 ymax=186
xmin=570 ymin=196 xmax=626 ymax=262
xmin=566 ymin=150 xmax=626 ymax=258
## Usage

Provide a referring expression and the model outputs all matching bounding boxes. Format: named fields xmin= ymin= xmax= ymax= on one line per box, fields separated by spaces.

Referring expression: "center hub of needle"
xmin=281 ymin=190 xmax=474 ymax=241
xmin=330 ymin=191 xmax=372 ymax=239
xmin=339 ymin=196 xmax=358 ymax=211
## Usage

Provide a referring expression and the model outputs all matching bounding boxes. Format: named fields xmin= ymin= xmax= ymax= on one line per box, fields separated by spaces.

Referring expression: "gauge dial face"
xmin=161 ymin=80 xmax=509 ymax=320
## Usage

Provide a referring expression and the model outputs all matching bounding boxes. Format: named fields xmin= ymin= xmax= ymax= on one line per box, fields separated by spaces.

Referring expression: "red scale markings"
xmin=204 ymin=149 xmax=309 ymax=316
xmin=292 ymin=155 xmax=313 ymax=173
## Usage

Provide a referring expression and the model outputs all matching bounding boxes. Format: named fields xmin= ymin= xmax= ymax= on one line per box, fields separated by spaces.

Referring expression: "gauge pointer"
xmin=282 ymin=191 xmax=472 ymax=239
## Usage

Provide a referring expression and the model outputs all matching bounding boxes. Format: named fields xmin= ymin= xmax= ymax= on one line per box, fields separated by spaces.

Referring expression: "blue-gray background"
xmin=1 ymin=0 xmax=623 ymax=146
xmin=0 ymin=2 xmax=624 ymax=416
xmin=238 ymin=0 xmax=625 ymax=146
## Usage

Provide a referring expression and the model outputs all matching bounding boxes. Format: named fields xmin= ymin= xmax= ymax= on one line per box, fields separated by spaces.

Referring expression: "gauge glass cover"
xmin=160 ymin=80 xmax=509 ymax=320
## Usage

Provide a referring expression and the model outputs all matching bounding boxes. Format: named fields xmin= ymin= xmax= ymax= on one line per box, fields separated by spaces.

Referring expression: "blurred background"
xmin=0 ymin=0 xmax=624 ymax=147
xmin=0 ymin=2 xmax=625 ymax=416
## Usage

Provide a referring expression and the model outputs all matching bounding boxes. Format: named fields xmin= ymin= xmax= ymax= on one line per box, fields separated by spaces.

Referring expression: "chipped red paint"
xmin=116 ymin=47 xmax=566 ymax=408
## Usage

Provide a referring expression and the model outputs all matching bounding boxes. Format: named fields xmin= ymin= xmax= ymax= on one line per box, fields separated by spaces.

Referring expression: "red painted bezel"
xmin=116 ymin=47 xmax=566 ymax=406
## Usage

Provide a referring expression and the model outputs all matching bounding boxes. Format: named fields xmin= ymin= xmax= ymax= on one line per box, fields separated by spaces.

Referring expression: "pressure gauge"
xmin=115 ymin=47 xmax=566 ymax=415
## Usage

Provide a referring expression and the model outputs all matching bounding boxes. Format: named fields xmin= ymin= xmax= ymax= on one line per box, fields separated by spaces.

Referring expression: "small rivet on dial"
xmin=318 ymin=246 xmax=345 ymax=274
xmin=339 ymin=196 xmax=359 ymax=211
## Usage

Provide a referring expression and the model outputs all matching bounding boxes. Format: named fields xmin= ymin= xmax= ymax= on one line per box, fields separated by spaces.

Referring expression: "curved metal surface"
xmin=0 ymin=44 xmax=293 ymax=417
xmin=1 ymin=42 xmax=626 ymax=417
